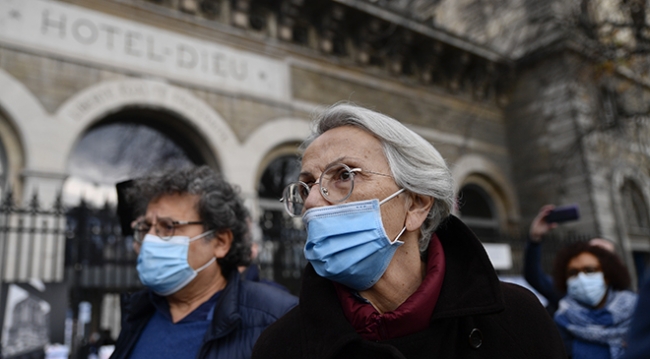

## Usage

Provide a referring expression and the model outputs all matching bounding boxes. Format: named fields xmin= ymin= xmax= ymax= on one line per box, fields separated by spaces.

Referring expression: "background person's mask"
xmin=137 ymin=231 xmax=215 ymax=296
xmin=303 ymin=189 xmax=405 ymax=291
xmin=567 ymin=271 xmax=608 ymax=307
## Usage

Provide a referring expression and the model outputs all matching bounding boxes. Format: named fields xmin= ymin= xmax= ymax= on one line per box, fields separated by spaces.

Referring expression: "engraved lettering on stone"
xmin=1 ymin=0 xmax=289 ymax=101
xmin=124 ymin=31 xmax=142 ymax=57
xmin=99 ymin=24 xmax=120 ymax=50
xmin=72 ymin=19 xmax=98 ymax=45
xmin=147 ymin=36 xmax=165 ymax=62
xmin=231 ymin=60 xmax=247 ymax=80
xmin=212 ymin=53 xmax=227 ymax=77
xmin=69 ymin=88 xmax=115 ymax=121
xmin=118 ymin=83 xmax=148 ymax=97
xmin=9 ymin=9 xmax=21 ymax=20
xmin=178 ymin=44 xmax=198 ymax=69
xmin=170 ymin=92 xmax=227 ymax=142
xmin=201 ymin=51 xmax=208 ymax=73
xmin=41 ymin=10 xmax=65 ymax=38
xmin=151 ymin=85 xmax=168 ymax=99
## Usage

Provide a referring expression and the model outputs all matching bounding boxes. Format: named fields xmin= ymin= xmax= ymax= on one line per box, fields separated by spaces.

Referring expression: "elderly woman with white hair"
xmin=252 ymin=103 xmax=566 ymax=359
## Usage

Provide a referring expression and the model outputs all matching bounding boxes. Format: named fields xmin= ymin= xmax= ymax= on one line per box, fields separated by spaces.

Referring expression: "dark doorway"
xmin=458 ymin=183 xmax=500 ymax=241
xmin=257 ymin=154 xmax=305 ymax=295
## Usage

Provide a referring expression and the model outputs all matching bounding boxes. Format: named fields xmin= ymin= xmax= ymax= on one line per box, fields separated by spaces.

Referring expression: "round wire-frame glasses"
xmin=133 ymin=217 xmax=204 ymax=242
xmin=280 ymin=162 xmax=393 ymax=217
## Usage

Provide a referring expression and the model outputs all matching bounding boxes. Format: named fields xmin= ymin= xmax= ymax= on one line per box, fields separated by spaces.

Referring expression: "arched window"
xmin=258 ymin=154 xmax=301 ymax=199
xmin=257 ymin=154 xmax=305 ymax=294
xmin=621 ymin=180 xmax=650 ymax=237
xmin=458 ymin=184 xmax=500 ymax=241
xmin=64 ymin=110 xmax=207 ymax=206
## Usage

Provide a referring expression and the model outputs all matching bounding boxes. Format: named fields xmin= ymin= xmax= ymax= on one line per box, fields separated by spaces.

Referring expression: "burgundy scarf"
xmin=334 ymin=234 xmax=446 ymax=341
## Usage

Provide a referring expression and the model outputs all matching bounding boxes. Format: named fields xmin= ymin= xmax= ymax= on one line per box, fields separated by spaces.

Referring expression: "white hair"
xmin=301 ymin=103 xmax=455 ymax=252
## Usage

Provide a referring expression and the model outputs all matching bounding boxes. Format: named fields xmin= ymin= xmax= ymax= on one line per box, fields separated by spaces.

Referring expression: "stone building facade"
xmin=0 ymin=0 xmax=648 ymax=342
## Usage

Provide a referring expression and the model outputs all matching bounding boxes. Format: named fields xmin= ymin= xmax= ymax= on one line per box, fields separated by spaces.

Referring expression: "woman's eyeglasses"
xmin=133 ymin=217 xmax=204 ymax=242
xmin=566 ymin=265 xmax=602 ymax=279
xmin=280 ymin=162 xmax=392 ymax=217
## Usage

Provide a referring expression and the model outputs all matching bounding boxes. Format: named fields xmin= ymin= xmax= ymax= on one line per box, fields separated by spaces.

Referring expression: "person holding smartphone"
xmin=525 ymin=204 xmax=616 ymax=314
xmin=552 ymin=241 xmax=636 ymax=359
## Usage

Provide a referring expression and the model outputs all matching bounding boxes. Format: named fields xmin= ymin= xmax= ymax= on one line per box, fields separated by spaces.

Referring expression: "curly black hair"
xmin=129 ymin=165 xmax=251 ymax=276
xmin=552 ymin=241 xmax=631 ymax=294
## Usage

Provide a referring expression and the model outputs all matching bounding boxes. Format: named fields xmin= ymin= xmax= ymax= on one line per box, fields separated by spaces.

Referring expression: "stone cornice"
xmin=332 ymin=0 xmax=508 ymax=63
xmin=87 ymin=0 xmax=515 ymax=105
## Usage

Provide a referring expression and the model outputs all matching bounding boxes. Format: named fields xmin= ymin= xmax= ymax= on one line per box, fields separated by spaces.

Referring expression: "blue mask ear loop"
xmin=188 ymin=229 xmax=215 ymax=242
xmin=390 ymin=227 xmax=407 ymax=244
xmin=188 ymin=229 xmax=218 ymax=270
xmin=379 ymin=188 xmax=405 ymax=205
xmin=378 ymin=188 xmax=407 ymax=244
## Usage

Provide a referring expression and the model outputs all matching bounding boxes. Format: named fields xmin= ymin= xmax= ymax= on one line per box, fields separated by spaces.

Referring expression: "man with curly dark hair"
xmin=110 ymin=166 xmax=297 ymax=359
xmin=552 ymin=241 xmax=637 ymax=359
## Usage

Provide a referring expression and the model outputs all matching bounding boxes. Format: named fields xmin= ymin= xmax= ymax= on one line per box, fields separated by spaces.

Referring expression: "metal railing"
xmin=0 ymin=191 xmax=600 ymax=357
xmin=0 ymin=189 xmax=66 ymax=290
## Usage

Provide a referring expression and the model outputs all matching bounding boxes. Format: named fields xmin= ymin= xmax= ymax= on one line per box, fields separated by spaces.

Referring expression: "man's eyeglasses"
xmin=566 ymin=265 xmax=602 ymax=279
xmin=133 ymin=217 xmax=204 ymax=242
xmin=280 ymin=162 xmax=393 ymax=217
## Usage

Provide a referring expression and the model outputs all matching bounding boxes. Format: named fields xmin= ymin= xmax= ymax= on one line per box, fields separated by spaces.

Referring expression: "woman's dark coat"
xmin=252 ymin=216 xmax=567 ymax=359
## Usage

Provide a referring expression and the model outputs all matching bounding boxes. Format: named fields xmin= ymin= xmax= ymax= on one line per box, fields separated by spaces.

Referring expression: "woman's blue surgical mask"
xmin=567 ymin=271 xmax=608 ymax=307
xmin=303 ymin=189 xmax=406 ymax=291
xmin=137 ymin=231 xmax=215 ymax=296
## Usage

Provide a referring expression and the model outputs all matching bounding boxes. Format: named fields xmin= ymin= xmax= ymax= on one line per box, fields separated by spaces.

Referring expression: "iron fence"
xmin=0 ymin=191 xmax=599 ymax=358
xmin=0 ymin=190 xmax=66 ymax=359
xmin=0 ymin=190 xmax=66 ymax=287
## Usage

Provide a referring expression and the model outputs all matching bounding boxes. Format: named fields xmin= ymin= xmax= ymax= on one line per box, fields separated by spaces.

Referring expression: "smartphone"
xmin=544 ymin=204 xmax=580 ymax=223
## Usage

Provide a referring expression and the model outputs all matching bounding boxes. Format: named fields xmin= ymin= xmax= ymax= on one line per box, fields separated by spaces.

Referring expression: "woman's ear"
xmin=212 ymin=230 xmax=234 ymax=259
xmin=405 ymin=194 xmax=434 ymax=231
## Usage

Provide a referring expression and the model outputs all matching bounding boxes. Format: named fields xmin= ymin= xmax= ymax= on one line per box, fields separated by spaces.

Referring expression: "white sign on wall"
xmin=482 ymin=243 xmax=513 ymax=270
xmin=0 ymin=0 xmax=290 ymax=101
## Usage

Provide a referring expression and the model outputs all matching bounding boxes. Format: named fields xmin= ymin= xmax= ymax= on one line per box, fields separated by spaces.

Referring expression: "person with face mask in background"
xmin=110 ymin=166 xmax=297 ymax=359
xmin=252 ymin=103 xmax=566 ymax=359
xmin=553 ymin=241 xmax=637 ymax=359
xmin=526 ymin=204 xmax=617 ymax=315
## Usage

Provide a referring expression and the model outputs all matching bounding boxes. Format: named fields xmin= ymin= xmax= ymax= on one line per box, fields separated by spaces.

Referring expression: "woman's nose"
xmin=303 ymin=183 xmax=329 ymax=212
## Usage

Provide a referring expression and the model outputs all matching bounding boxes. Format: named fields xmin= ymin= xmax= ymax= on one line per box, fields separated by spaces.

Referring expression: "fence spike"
xmin=79 ymin=190 xmax=88 ymax=209
xmin=29 ymin=190 xmax=40 ymax=213
xmin=1 ymin=187 xmax=14 ymax=210
xmin=53 ymin=191 xmax=64 ymax=214
xmin=103 ymin=197 xmax=111 ymax=210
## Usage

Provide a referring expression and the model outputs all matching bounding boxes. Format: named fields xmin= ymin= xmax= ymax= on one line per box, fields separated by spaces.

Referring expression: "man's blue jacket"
xmin=109 ymin=270 xmax=298 ymax=359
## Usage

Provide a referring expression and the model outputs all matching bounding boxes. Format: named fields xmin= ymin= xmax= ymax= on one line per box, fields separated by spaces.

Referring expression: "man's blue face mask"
xmin=137 ymin=231 xmax=215 ymax=296
xmin=303 ymin=188 xmax=406 ymax=291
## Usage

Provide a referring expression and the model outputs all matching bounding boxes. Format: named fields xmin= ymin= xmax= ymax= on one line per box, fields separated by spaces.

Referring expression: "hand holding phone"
xmin=544 ymin=204 xmax=580 ymax=223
